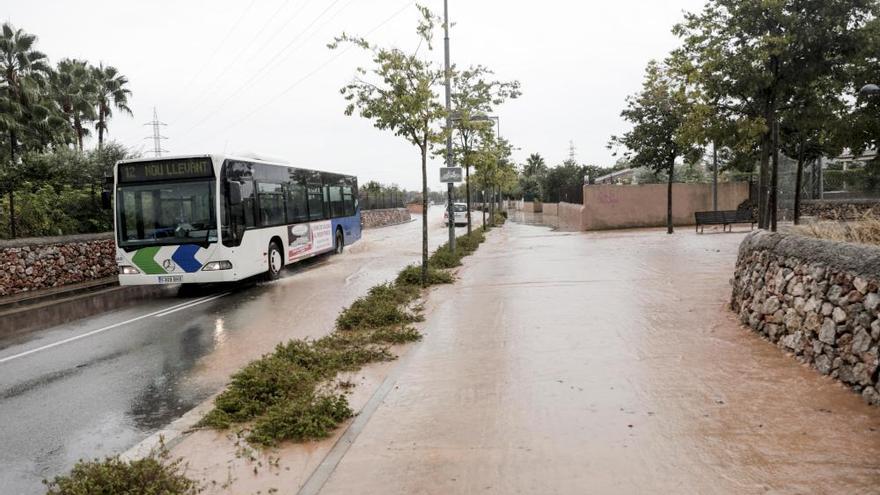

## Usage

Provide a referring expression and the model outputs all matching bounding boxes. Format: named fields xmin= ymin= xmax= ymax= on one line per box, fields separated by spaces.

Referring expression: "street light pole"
xmin=443 ymin=0 xmax=455 ymax=252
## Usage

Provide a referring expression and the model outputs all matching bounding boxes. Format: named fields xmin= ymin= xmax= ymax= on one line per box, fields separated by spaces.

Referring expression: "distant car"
xmin=444 ymin=202 xmax=469 ymax=226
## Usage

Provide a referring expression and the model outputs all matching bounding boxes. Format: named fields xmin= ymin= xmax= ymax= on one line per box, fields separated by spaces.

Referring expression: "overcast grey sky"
xmin=8 ymin=0 xmax=706 ymax=190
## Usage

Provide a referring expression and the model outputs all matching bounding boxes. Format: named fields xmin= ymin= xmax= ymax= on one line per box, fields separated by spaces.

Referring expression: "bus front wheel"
xmin=335 ymin=229 xmax=344 ymax=254
xmin=266 ymin=242 xmax=284 ymax=280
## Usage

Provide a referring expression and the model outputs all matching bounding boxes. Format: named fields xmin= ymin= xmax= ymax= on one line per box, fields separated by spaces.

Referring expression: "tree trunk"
xmin=666 ymin=158 xmax=674 ymax=234
xmin=98 ymin=108 xmax=105 ymax=149
xmin=712 ymin=140 xmax=718 ymax=211
xmin=793 ymin=139 xmax=805 ymax=226
xmin=74 ymin=114 xmax=84 ymax=151
xmin=758 ymin=112 xmax=770 ymax=229
xmin=481 ymin=189 xmax=486 ymax=228
xmin=465 ymin=162 xmax=471 ymax=235
xmin=420 ymin=144 xmax=428 ymax=287
xmin=770 ymin=118 xmax=779 ymax=232
xmin=8 ymin=129 xmax=17 ymax=239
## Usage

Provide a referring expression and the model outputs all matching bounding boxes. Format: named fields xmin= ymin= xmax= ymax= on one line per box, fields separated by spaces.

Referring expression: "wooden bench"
xmin=695 ymin=207 xmax=755 ymax=233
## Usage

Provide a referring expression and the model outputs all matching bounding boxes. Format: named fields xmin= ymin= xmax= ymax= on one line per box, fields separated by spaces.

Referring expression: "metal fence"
xmin=359 ymin=191 xmax=406 ymax=210
xmin=545 ymin=184 xmax=584 ymax=204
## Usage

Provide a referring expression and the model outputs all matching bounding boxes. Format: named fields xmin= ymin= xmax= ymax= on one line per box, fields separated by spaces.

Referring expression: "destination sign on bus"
xmin=118 ymin=158 xmax=214 ymax=183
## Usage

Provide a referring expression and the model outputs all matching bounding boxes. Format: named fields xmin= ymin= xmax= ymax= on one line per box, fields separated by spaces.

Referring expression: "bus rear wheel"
xmin=266 ymin=242 xmax=284 ymax=280
xmin=335 ymin=229 xmax=344 ymax=254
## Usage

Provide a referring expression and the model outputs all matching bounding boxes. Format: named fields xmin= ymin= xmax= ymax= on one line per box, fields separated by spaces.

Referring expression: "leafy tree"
xmin=471 ymin=136 xmax=516 ymax=224
xmin=450 ymin=66 xmax=519 ymax=232
xmin=542 ymin=159 xmax=586 ymax=203
xmin=610 ymin=59 xmax=701 ymax=234
xmin=0 ymin=22 xmax=55 ymax=238
xmin=675 ymin=0 xmax=877 ymax=230
xmin=331 ymin=5 xmax=446 ymax=285
xmin=92 ymin=63 xmax=132 ymax=149
xmin=780 ymin=77 xmax=846 ymax=224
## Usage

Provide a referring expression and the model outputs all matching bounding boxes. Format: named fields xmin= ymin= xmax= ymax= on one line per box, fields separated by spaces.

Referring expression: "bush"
xmin=43 ymin=446 xmax=199 ymax=495
xmin=248 ymin=391 xmax=353 ymax=446
xmin=396 ymin=264 xmax=454 ymax=286
xmin=493 ymin=212 xmax=507 ymax=225
xmin=335 ymin=283 xmax=421 ymax=330
xmin=428 ymin=244 xmax=462 ymax=269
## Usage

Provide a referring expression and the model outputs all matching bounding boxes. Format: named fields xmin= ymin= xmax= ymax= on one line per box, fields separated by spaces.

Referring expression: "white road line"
xmin=152 ymin=292 xmax=230 ymax=318
xmin=0 ymin=293 xmax=229 ymax=365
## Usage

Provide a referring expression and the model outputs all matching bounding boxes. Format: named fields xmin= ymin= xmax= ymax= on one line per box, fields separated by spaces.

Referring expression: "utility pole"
xmin=144 ymin=107 xmax=168 ymax=157
xmin=443 ymin=0 xmax=455 ymax=252
xmin=712 ymin=140 xmax=718 ymax=211
xmin=568 ymin=140 xmax=576 ymax=162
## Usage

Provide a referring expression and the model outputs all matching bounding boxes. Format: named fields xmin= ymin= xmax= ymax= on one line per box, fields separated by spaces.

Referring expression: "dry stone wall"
xmin=800 ymin=199 xmax=880 ymax=220
xmin=730 ymin=230 xmax=880 ymax=405
xmin=361 ymin=208 xmax=411 ymax=229
xmin=0 ymin=233 xmax=116 ymax=297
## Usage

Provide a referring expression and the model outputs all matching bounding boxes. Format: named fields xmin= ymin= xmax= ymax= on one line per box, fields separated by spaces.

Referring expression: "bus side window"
xmin=342 ymin=186 xmax=354 ymax=216
xmin=257 ymin=182 xmax=285 ymax=226
xmin=286 ymin=181 xmax=309 ymax=223
xmin=329 ymin=185 xmax=344 ymax=218
xmin=240 ymin=179 xmax=256 ymax=228
xmin=307 ymin=184 xmax=325 ymax=220
xmin=322 ymin=185 xmax=331 ymax=218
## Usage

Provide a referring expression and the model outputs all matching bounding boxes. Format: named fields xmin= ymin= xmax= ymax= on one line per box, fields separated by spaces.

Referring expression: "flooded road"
xmin=315 ymin=221 xmax=880 ymax=494
xmin=0 ymin=207 xmax=470 ymax=495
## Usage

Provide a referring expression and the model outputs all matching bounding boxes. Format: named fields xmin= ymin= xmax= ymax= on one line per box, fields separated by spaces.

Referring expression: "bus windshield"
xmin=117 ymin=180 xmax=217 ymax=247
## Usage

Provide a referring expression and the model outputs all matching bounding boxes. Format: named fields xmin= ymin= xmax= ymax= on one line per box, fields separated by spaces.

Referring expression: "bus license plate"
xmin=157 ymin=275 xmax=182 ymax=284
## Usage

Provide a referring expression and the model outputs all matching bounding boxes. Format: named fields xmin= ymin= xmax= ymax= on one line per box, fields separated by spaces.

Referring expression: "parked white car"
xmin=444 ymin=202 xmax=469 ymax=226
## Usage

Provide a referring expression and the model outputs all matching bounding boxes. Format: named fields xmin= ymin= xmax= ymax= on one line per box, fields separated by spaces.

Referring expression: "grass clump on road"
xmin=43 ymin=443 xmax=199 ymax=495
xmin=396 ymin=264 xmax=454 ymax=286
xmin=199 ymin=221 xmax=497 ymax=446
xmin=336 ymin=282 xmax=422 ymax=331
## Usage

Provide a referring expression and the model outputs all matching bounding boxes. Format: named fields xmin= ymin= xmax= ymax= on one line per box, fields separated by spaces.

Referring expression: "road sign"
xmin=440 ymin=167 xmax=463 ymax=183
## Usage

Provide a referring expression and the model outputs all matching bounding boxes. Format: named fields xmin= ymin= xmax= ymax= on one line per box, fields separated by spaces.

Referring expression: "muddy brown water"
xmin=312 ymin=222 xmax=880 ymax=494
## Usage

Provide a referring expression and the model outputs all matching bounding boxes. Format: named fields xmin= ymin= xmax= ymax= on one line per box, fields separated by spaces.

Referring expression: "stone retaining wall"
xmin=361 ymin=208 xmax=411 ymax=228
xmin=730 ymin=230 xmax=880 ymax=405
xmin=0 ymin=233 xmax=116 ymax=297
xmin=542 ymin=203 xmax=559 ymax=216
xmin=800 ymin=199 xmax=880 ymax=220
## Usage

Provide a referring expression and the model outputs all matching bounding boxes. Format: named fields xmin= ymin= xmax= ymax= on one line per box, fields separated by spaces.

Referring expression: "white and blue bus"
xmin=111 ymin=154 xmax=361 ymax=285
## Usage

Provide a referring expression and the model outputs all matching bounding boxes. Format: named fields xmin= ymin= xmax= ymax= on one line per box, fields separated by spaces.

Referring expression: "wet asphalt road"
xmin=0 ymin=207 xmax=471 ymax=495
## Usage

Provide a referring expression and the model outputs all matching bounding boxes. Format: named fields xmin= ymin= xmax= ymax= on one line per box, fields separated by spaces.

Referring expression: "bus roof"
xmin=116 ymin=153 xmax=355 ymax=178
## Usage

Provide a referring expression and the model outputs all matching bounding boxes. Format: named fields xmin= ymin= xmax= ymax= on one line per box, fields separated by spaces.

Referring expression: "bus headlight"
xmin=202 ymin=260 xmax=233 ymax=271
xmin=119 ymin=265 xmax=140 ymax=275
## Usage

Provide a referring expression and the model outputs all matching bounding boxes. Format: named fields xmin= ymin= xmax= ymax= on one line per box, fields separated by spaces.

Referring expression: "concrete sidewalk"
xmin=313 ymin=223 xmax=880 ymax=494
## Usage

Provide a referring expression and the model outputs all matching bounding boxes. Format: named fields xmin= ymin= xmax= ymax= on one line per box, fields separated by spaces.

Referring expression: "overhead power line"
xmin=175 ymin=0 xmax=260 ymax=104
xmin=176 ymin=0 xmax=351 ymax=137
xmin=208 ymin=0 xmax=415 ymax=138
xmin=171 ymin=0 xmax=300 ymax=124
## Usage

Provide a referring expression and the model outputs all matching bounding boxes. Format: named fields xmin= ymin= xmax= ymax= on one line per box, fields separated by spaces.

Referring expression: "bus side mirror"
xmin=101 ymin=190 xmax=112 ymax=210
xmin=228 ymin=181 xmax=242 ymax=206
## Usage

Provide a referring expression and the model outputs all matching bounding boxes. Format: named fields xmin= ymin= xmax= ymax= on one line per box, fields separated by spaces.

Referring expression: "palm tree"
xmin=51 ymin=58 xmax=96 ymax=150
xmin=522 ymin=153 xmax=547 ymax=178
xmin=0 ymin=22 xmax=52 ymax=238
xmin=92 ymin=63 xmax=131 ymax=148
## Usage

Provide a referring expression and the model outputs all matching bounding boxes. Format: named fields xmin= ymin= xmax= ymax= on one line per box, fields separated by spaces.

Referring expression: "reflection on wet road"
xmin=0 ymin=207 xmax=465 ymax=495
